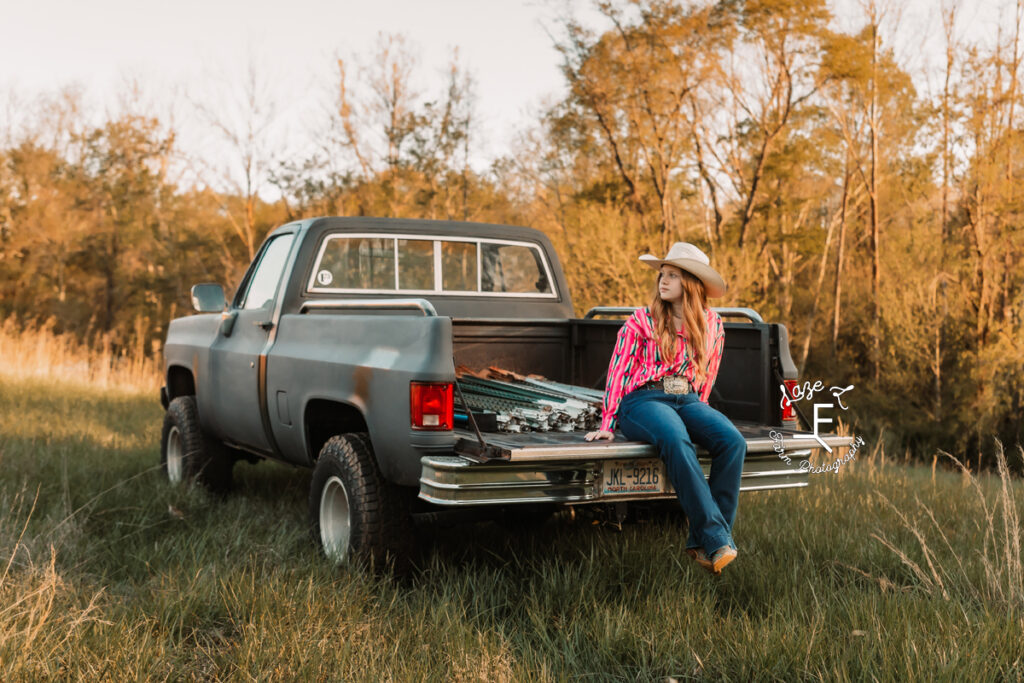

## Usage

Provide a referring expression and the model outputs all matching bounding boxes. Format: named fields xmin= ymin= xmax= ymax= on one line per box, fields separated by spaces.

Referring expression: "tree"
xmin=274 ymin=34 xmax=480 ymax=222
xmin=552 ymin=0 xmax=721 ymax=250
xmin=191 ymin=58 xmax=285 ymax=261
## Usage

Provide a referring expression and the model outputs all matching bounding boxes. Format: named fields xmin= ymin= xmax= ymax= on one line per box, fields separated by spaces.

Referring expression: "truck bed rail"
xmin=583 ymin=306 xmax=765 ymax=323
xmin=299 ymin=298 xmax=438 ymax=316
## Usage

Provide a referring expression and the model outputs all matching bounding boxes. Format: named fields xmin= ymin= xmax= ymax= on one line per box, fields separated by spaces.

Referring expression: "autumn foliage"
xmin=1 ymin=1 xmax=1022 ymax=463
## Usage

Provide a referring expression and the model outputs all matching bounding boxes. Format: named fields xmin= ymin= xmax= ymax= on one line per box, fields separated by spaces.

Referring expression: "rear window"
xmin=481 ymin=242 xmax=550 ymax=294
xmin=314 ymin=236 xmax=395 ymax=290
xmin=308 ymin=234 xmax=555 ymax=297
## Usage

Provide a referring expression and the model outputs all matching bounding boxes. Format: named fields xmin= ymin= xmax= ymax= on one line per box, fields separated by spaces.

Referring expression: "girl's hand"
xmin=585 ymin=430 xmax=615 ymax=442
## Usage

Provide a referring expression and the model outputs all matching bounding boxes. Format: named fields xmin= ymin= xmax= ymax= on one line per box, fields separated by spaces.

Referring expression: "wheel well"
xmin=167 ymin=366 xmax=196 ymax=400
xmin=305 ymin=399 xmax=369 ymax=462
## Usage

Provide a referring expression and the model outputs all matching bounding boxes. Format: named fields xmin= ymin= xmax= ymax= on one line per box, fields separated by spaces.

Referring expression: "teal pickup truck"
xmin=159 ymin=217 xmax=853 ymax=569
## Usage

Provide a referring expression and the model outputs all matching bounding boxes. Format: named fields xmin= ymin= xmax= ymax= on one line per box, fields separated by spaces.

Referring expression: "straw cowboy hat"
xmin=639 ymin=242 xmax=727 ymax=298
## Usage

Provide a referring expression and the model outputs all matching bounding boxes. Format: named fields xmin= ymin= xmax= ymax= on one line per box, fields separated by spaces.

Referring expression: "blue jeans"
xmin=617 ymin=388 xmax=746 ymax=554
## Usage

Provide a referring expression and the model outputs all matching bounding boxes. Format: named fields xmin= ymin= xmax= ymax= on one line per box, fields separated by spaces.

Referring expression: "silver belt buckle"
xmin=663 ymin=376 xmax=690 ymax=394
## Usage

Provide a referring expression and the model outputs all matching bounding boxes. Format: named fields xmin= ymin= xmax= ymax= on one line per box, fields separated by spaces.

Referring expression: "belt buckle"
xmin=663 ymin=376 xmax=690 ymax=394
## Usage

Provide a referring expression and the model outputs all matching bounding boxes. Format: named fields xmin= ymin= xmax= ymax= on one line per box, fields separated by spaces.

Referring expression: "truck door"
xmin=206 ymin=232 xmax=296 ymax=452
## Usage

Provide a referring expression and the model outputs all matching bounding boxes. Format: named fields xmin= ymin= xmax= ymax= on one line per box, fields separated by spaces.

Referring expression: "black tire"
xmin=308 ymin=433 xmax=414 ymax=572
xmin=160 ymin=396 xmax=234 ymax=493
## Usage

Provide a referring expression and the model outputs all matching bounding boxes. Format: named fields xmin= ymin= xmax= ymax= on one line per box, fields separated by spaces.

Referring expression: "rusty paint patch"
xmin=353 ymin=365 xmax=371 ymax=403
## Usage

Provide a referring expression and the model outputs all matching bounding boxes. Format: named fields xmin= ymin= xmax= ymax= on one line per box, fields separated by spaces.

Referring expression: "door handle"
xmin=254 ymin=320 xmax=274 ymax=331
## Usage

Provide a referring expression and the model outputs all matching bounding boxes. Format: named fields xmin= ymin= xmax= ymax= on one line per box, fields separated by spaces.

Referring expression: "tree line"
xmin=1 ymin=0 xmax=1021 ymax=463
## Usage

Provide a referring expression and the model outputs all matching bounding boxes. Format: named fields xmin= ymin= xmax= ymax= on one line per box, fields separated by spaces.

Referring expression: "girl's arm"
xmin=697 ymin=313 xmax=726 ymax=403
xmin=599 ymin=321 xmax=642 ymax=432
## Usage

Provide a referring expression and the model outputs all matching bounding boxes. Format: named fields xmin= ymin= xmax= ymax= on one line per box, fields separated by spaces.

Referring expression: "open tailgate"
xmin=418 ymin=424 xmax=855 ymax=506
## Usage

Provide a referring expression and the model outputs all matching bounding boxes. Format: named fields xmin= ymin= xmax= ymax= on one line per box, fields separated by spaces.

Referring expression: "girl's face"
xmin=658 ymin=265 xmax=685 ymax=303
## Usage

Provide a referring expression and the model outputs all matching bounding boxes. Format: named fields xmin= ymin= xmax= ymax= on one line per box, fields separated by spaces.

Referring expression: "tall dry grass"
xmin=0 ymin=488 xmax=107 ymax=680
xmin=0 ymin=318 xmax=159 ymax=393
xmin=2 ymin=344 xmax=1024 ymax=676
xmin=0 ymin=320 xmax=156 ymax=677
xmin=864 ymin=439 xmax=1024 ymax=624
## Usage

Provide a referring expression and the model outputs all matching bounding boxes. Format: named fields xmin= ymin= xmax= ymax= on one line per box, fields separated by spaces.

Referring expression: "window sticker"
xmin=316 ymin=269 xmax=333 ymax=286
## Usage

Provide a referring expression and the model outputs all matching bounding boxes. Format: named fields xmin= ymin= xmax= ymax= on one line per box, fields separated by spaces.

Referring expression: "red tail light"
xmin=781 ymin=379 xmax=798 ymax=421
xmin=410 ymin=382 xmax=454 ymax=430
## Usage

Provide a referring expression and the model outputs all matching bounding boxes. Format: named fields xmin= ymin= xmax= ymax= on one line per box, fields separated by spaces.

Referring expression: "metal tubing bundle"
xmin=455 ymin=371 xmax=603 ymax=433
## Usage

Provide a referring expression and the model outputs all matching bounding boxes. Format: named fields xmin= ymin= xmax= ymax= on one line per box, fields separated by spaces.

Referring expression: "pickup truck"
xmin=159 ymin=216 xmax=853 ymax=569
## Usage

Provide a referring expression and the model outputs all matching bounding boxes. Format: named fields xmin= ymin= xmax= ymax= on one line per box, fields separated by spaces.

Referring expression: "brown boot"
xmin=686 ymin=548 xmax=716 ymax=574
xmin=708 ymin=545 xmax=737 ymax=574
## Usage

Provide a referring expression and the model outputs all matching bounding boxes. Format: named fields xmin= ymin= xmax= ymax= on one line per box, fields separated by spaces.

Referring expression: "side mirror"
xmin=191 ymin=283 xmax=226 ymax=313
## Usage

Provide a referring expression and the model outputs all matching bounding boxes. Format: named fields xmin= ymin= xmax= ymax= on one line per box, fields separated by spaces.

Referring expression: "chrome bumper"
xmin=419 ymin=451 xmax=815 ymax=506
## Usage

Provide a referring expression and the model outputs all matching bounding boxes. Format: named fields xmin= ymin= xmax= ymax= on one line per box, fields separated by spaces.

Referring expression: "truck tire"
xmin=160 ymin=396 xmax=233 ymax=493
xmin=309 ymin=433 xmax=414 ymax=572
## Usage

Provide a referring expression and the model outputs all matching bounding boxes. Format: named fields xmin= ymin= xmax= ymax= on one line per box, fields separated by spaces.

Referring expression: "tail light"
xmin=410 ymin=382 xmax=454 ymax=430
xmin=781 ymin=379 xmax=798 ymax=422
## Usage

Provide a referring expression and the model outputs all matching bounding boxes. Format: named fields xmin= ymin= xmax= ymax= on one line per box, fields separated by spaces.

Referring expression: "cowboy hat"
xmin=639 ymin=242 xmax=727 ymax=298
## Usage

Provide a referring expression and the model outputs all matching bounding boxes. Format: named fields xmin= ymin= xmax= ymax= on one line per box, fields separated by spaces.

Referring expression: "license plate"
xmin=601 ymin=458 xmax=667 ymax=496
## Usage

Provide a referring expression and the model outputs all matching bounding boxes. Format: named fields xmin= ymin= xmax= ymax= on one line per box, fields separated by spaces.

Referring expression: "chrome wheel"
xmin=319 ymin=475 xmax=352 ymax=564
xmin=166 ymin=425 xmax=183 ymax=484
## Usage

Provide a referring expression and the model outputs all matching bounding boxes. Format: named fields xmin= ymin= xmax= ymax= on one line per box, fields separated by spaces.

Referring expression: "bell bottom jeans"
xmin=617 ymin=388 xmax=746 ymax=554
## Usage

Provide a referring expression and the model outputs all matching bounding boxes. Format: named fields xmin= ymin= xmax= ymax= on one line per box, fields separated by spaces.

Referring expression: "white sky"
xmin=1 ymin=0 xmax=599 ymax=192
xmin=0 ymin=0 xmax=1015 ymax=196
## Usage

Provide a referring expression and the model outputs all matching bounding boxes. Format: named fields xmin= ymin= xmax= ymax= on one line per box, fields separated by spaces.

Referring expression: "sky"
xmin=0 ymin=1 xmax=591 ymax=175
xmin=0 ymin=0 xmax=1015 ymax=195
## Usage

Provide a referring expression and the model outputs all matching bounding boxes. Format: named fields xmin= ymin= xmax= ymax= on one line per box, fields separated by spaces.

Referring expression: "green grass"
xmin=2 ymin=373 xmax=1023 ymax=681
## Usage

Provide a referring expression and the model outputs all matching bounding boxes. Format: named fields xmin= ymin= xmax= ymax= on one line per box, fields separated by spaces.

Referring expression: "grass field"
xmin=2 ymin=372 xmax=1024 ymax=681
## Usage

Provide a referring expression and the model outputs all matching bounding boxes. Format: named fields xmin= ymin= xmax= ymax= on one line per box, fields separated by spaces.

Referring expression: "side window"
xmin=240 ymin=234 xmax=295 ymax=310
xmin=481 ymin=243 xmax=552 ymax=294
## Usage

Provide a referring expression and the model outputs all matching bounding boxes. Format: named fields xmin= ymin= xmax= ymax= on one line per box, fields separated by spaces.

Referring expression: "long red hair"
xmin=648 ymin=268 xmax=709 ymax=385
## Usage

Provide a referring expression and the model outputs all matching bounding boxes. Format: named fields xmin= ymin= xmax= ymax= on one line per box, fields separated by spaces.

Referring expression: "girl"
xmin=585 ymin=242 xmax=746 ymax=575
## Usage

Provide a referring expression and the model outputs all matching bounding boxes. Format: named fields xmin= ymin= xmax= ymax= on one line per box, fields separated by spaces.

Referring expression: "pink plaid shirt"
xmin=599 ymin=306 xmax=725 ymax=432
